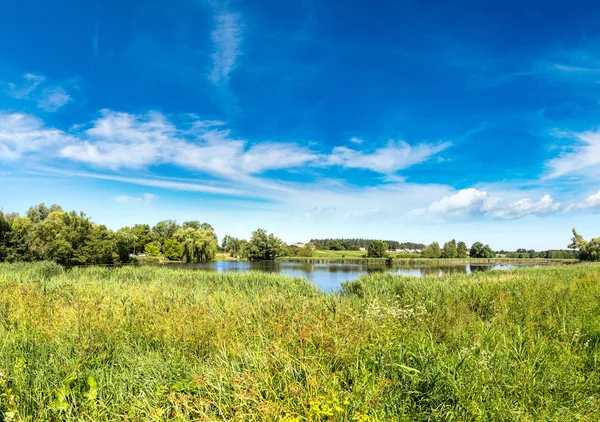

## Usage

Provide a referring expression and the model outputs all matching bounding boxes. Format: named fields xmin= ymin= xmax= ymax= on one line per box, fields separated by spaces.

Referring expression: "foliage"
xmin=442 ymin=239 xmax=457 ymax=258
xmin=367 ymin=240 xmax=388 ymax=258
xmin=470 ymin=242 xmax=496 ymax=258
xmin=246 ymin=229 xmax=284 ymax=260
xmin=457 ymin=241 xmax=468 ymax=258
xmin=568 ymin=229 xmax=600 ymax=262
xmin=163 ymin=239 xmax=184 ymax=261
xmin=311 ymin=238 xmax=425 ymax=251
xmin=1 ymin=263 xmax=600 ymax=420
xmin=144 ymin=242 xmax=162 ymax=258
xmin=173 ymin=227 xmax=218 ymax=263
xmin=421 ymin=241 xmax=441 ymax=258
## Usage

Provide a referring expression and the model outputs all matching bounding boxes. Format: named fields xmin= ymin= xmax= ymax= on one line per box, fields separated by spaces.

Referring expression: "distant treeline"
xmin=498 ymin=249 xmax=579 ymax=260
xmin=310 ymin=238 xmax=426 ymax=251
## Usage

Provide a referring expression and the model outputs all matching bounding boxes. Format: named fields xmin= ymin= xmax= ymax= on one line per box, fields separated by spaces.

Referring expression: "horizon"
xmin=2 ymin=0 xmax=600 ymax=250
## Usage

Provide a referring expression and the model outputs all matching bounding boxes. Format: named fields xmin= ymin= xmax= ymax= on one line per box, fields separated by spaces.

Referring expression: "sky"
xmin=1 ymin=0 xmax=600 ymax=250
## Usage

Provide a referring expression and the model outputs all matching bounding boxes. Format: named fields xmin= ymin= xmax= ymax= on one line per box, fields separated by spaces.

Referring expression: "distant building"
xmin=359 ymin=247 xmax=366 ymax=251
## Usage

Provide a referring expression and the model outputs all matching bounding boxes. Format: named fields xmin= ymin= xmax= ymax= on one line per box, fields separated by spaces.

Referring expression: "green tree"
xmin=583 ymin=238 xmax=600 ymax=261
xmin=163 ymin=239 xmax=184 ymax=261
xmin=132 ymin=224 xmax=151 ymax=255
xmin=26 ymin=203 xmax=62 ymax=224
xmin=298 ymin=243 xmax=315 ymax=257
xmin=367 ymin=240 xmax=388 ymax=258
xmin=568 ymin=229 xmax=588 ymax=250
xmin=470 ymin=242 xmax=496 ymax=258
xmin=328 ymin=240 xmax=345 ymax=251
xmin=144 ymin=242 xmax=162 ymax=258
xmin=457 ymin=241 xmax=468 ymax=258
xmin=246 ymin=229 xmax=284 ymax=260
xmin=422 ymin=242 xmax=441 ymax=258
xmin=115 ymin=228 xmax=135 ymax=262
xmin=442 ymin=239 xmax=457 ymax=258
xmin=151 ymin=220 xmax=179 ymax=249
xmin=174 ymin=227 xmax=217 ymax=263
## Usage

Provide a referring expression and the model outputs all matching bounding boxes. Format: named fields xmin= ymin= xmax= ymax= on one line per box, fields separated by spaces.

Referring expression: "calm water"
xmin=166 ymin=261 xmax=538 ymax=291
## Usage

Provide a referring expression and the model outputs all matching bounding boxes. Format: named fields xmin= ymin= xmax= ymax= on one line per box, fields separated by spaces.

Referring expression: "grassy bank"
xmin=0 ymin=262 xmax=599 ymax=420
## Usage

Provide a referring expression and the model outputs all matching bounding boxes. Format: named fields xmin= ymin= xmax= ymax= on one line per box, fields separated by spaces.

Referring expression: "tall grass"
xmin=0 ymin=262 xmax=599 ymax=420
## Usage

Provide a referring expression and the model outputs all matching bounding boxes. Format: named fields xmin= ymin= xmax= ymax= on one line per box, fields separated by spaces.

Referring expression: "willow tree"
xmin=173 ymin=227 xmax=218 ymax=263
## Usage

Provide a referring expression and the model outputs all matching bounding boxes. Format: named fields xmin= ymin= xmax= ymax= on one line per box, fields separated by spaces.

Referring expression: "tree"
xmin=246 ymin=229 xmax=284 ymax=260
xmin=421 ymin=242 xmax=441 ymax=258
xmin=442 ymin=239 xmax=457 ymax=258
xmin=173 ymin=227 xmax=217 ymax=263
xmin=144 ymin=242 xmax=162 ymax=257
xmin=584 ymin=238 xmax=600 ymax=261
xmin=221 ymin=235 xmax=243 ymax=256
xmin=132 ymin=224 xmax=151 ymax=255
xmin=457 ymin=241 xmax=468 ymax=258
xmin=367 ymin=240 xmax=388 ymax=258
xmin=26 ymin=203 xmax=62 ymax=224
xmin=568 ymin=229 xmax=588 ymax=250
xmin=298 ymin=243 xmax=315 ymax=257
xmin=569 ymin=229 xmax=600 ymax=261
xmin=163 ymin=239 xmax=184 ymax=261
xmin=115 ymin=228 xmax=135 ymax=263
xmin=328 ymin=240 xmax=345 ymax=251
xmin=470 ymin=242 xmax=495 ymax=258
xmin=151 ymin=220 xmax=179 ymax=249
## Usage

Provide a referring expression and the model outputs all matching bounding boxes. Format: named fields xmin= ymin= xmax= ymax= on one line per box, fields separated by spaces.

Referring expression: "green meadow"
xmin=0 ymin=262 xmax=599 ymax=421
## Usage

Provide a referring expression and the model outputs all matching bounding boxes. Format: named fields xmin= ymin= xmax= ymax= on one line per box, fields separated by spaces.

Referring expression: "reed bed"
xmin=0 ymin=262 xmax=599 ymax=420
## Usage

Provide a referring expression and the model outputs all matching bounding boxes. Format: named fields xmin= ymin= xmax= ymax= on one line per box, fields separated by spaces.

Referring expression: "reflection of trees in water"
xmin=180 ymin=262 xmax=501 ymax=279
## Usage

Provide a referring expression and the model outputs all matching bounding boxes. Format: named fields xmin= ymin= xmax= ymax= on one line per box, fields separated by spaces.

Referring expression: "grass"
xmin=0 ymin=262 xmax=599 ymax=420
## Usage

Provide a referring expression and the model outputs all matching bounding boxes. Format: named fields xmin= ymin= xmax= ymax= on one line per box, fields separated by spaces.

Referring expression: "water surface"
xmin=167 ymin=260 xmax=538 ymax=291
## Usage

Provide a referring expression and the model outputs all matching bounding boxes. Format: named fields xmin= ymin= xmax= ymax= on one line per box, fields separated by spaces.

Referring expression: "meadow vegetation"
xmin=0 ymin=262 xmax=599 ymax=420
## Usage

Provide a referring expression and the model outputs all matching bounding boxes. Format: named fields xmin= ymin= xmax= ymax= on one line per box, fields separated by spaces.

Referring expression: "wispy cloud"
xmin=116 ymin=193 xmax=156 ymax=205
xmin=55 ymin=109 xmax=448 ymax=179
xmin=208 ymin=9 xmax=242 ymax=85
xmin=546 ymin=130 xmax=600 ymax=179
xmin=409 ymin=188 xmax=561 ymax=221
xmin=326 ymin=140 xmax=451 ymax=174
xmin=0 ymin=112 xmax=73 ymax=161
xmin=6 ymin=73 xmax=74 ymax=111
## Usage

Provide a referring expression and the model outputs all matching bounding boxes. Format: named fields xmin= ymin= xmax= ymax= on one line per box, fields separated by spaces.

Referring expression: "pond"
xmin=165 ymin=260 xmax=540 ymax=291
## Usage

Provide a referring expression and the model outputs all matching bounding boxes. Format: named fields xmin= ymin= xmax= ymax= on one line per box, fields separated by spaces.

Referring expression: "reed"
xmin=0 ymin=262 xmax=599 ymax=420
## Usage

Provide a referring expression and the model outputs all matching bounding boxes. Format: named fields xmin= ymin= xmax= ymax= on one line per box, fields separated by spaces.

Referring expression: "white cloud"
xmin=37 ymin=87 xmax=73 ymax=112
xmin=349 ymin=137 xmax=364 ymax=144
xmin=116 ymin=193 xmax=157 ymax=205
xmin=57 ymin=109 xmax=444 ymax=180
xmin=326 ymin=140 xmax=451 ymax=173
xmin=208 ymin=10 xmax=242 ymax=85
xmin=0 ymin=112 xmax=72 ymax=161
xmin=7 ymin=73 xmax=45 ymax=98
xmin=6 ymin=73 xmax=74 ymax=112
xmin=410 ymin=188 xmax=561 ymax=221
xmin=567 ymin=190 xmax=600 ymax=211
xmin=61 ymin=110 xmax=174 ymax=169
xmin=492 ymin=194 xmax=561 ymax=220
xmin=241 ymin=142 xmax=317 ymax=173
xmin=546 ymin=130 xmax=600 ymax=178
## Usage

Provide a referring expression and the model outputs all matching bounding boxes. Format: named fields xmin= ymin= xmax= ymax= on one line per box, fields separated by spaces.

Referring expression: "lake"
xmin=166 ymin=260 xmax=538 ymax=291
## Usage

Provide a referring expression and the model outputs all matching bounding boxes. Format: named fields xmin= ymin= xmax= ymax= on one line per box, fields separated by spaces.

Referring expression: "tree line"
xmin=1 ymin=204 xmax=595 ymax=266
xmin=0 ymin=203 xmax=315 ymax=265
xmin=310 ymin=238 xmax=426 ymax=251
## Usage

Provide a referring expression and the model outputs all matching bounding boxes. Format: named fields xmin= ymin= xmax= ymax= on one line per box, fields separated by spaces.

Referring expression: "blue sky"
xmin=2 ymin=0 xmax=600 ymax=249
